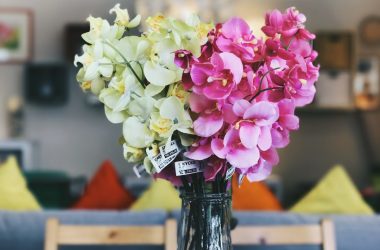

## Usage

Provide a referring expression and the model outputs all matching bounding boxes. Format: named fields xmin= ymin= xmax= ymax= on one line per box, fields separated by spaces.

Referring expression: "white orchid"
xmin=82 ymin=16 xmax=124 ymax=45
xmin=123 ymin=144 xmax=145 ymax=163
xmin=110 ymin=4 xmax=141 ymax=28
xmin=150 ymin=96 xmax=193 ymax=142
xmin=74 ymin=4 xmax=212 ymax=169
xmin=123 ymin=117 xmax=154 ymax=148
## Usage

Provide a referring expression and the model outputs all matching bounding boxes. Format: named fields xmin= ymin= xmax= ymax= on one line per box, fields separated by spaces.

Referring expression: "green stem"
xmin=103 ymin=40 xmax=145 ymax=88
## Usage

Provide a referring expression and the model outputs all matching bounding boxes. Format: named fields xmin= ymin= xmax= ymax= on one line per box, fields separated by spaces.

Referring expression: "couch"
xmin=0 ymin=210 xmax=378 ymax=250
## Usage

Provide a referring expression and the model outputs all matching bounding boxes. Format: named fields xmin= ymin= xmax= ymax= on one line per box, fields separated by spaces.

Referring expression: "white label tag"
xmin=133 ymin=164 xmax=146 ymax=178
xmin=175 ymin=160 xmax=203 ymax=176
xmin=160 ymin=140 xmax=180 ymax=159
xmin=225 ymin=166 xmax=235 ymax=180
xmin=146 ymin=140 xmax=181 ymax=173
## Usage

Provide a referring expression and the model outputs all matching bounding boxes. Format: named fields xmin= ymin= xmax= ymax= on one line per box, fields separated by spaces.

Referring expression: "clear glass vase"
xmin=178 ymin=192 xmax=232 ymax=250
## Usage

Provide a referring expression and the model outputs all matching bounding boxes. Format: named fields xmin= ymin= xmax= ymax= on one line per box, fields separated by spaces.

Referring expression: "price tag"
xmin=133 ymin=164 xmax=146 ymax=178
xmin=159 ymin=140 xmax=181 ymax=160
xmin=146 ymin=140 xmax=181 ymax=173
xmin=175 ymin=160 xmax=203 ymax=176
xmin=225 ymin=166 xmax=235 ymax=180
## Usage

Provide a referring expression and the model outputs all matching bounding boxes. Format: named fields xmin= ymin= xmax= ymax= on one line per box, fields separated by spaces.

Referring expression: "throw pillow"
xmin=130 ymin=178 xmax=181 ymax=211
xmin=232 ymin=175 xmax=282 ymax=211
xmin=0 ymin=156 xmax=41 ymax=211
xmin=72 ymin=160 xmax=135 ymax=210
xmin=290 ymin=165 xmax=374 ymax=215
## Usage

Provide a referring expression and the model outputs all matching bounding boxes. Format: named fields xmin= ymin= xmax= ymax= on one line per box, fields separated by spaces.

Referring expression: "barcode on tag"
xmin=146 ymin=140 xmax=181 ymax=173
xmin=160 ymin=140 xmax=180 ymax=159
xmin=225 ymin=166 xmax=235 ymax=180
xmin=133 ymin=164 xmax=146 ymax=178
xmin=175 ymin=160 xmax=203 ymax=176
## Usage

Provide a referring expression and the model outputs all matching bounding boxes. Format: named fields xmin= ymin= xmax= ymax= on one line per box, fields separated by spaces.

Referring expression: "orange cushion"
xmin=232 ymin=175 xmax=282 ymax=211
xmin=72 ymin=160 xmax=135 ymax=210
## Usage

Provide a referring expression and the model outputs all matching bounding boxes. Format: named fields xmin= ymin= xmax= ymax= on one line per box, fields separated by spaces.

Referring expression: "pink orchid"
xmin=281 ymin=7 xmax=307 ymax=37
xmin=262 ymin=9 xmax=284 ymax=37
xmin=190 ymin=52 xmax=243 ymax=100
xmin=170 ymin=7 xmax=319 ymax=184
xmin=243 ymin=147 xmax=279 ymax=182
xmin=271 ymin=99 xmax=299 ymax=148
xmin=174 ymin=50 xmax=195 ymax=73
xmin=211 ymin=128 xmax=260 ymax=168
xmin=154 ymin=166 xmax=183 ymax=187
xmin=184 ymin=138 xmax=213 ymax=160
xmin=267 ymin=65 xmax=316 ymax=107
xmin=215 ymin=17 xmax=256 ymax=62
xmin=189 ymin=93 xmax=237 ymax=137
xmin=210 ymin=101 xmax=279 ymax=168
xmin=203 ymin=157 xmax=227 ymax=182
xmin=232 ymin=100 xmax=279 ymax=151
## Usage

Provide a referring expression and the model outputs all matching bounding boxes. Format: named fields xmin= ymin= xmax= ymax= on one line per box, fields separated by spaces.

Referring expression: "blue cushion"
xmin=233 ymin=212 xmax=380 ymax=250
xmin=0 ymin=210 xmax=167 ymax=250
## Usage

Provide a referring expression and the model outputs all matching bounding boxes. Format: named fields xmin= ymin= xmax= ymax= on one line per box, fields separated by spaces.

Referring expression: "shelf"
xmin=297 ymin=106 xmax=356 ymax=114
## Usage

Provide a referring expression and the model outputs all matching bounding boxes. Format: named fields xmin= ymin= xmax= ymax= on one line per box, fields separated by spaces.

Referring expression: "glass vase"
xmin=178 ymin=192 xmax=232 ymax=250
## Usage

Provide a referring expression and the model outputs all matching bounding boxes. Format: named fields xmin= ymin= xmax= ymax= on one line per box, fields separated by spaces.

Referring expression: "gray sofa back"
xmin=0 ymin=210 xmax=167 ymax=250
xmin=1 ymin=210 xmax=379 ymax=250
xmin=233 ymin=212 xmax=380 ymax=250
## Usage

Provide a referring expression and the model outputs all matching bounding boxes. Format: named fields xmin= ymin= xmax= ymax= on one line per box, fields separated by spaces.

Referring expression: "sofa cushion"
xmin=130 ymin=179 xmax=181 ymax=211
xmin=0 ymin=156 xmax=41 ymax=211
xmin=0 ymin=210 xmax=167 ymax=250
xmin=290 ymin=166 xmax=374 ymax=215
xmin=232 ymin=175 xmax=282 ymax=211
xmin=72 ymin=160 xmax=135 ymax=210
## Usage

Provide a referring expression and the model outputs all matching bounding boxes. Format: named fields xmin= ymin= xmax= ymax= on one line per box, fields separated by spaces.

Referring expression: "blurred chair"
xmin=44 ymin=218 xmax=177 ymax=250
xmin=232 ymin=219 xmax=336 ymax=250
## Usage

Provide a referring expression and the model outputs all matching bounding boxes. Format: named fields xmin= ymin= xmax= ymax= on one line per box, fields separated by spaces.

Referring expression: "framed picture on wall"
xmin=0 ymin=8 xmax=33 ymax=63
xmin=354 ymin=56 xmax=380 ymax=110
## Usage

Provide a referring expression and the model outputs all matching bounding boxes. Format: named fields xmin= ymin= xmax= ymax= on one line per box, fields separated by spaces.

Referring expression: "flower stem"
xmin=103 ymin=40 xmax=146 ymax=88
xmin=249 ymin=67 xmax=281 ymax=101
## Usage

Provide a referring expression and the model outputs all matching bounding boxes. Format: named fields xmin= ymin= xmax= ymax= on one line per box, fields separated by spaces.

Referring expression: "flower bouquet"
xmin=75 ymin=4 xmax=319 ymax=249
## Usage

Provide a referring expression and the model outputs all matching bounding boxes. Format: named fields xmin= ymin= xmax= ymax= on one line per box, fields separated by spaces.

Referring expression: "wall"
xmin=0 ymin=0 xmax=379 ymax=204
xmin=0 ymin=0 xmax=135 ymax=177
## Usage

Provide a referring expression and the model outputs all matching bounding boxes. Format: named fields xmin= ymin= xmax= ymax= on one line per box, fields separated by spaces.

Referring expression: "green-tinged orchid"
xmin=144 ymin=61 xmax=177 ymax=86
xmin=117 ymin=36 xmax=150 ymax=62
xmin=123 ymin=117 xmax=154 ymax=148
xmin=150 ymin=96 xmax=193 ymax=141
xmin=168 ymin=83 xmax=189 ymax=104
xmin=123 ymin=144 xmax=145 ymax=163
xmin=82 ymin=15 xmax=124 ymax=45
xmin=128 ymin=96 xmax=155 ymax=121
xmin=109 ymin=4 xmax=141 ymax=29
xmin=74 ymin=42 xmax=113 ymax=82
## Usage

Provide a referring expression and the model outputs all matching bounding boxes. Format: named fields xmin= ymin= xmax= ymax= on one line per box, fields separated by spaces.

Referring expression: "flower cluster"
xmin=174 ymin=7 xmax=319 ymax=182
xmin=75 ymin=4 xmax=212 ymax=174
xmin=75 ymin=5 xmax=319 ymax=186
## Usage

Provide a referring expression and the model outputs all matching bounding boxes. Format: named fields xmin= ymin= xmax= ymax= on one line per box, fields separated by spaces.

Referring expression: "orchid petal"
xmin=239 ymin=124 xmax=260 ymax=149
xmin=226 ymin=145 xmax=259 ymax=168
xmin=144 ymin=61 xmax=176 ymax=86
xmin=258 ymin=126 xmax=272 ymax=151
xmin=194 ymin=113 xmax=224 ymax=137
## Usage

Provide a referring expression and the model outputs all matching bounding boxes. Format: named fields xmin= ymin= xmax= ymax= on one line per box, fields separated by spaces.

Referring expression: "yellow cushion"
xmin=0 ymin=156 xmax=41 ymax=211
xmin=130 ymin=179 xmax=181 ymax=211
xmin=290 ymin=165 xmax=374 ymax=215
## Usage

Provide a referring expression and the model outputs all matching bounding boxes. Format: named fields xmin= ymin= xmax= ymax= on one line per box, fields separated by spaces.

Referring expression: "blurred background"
xmin=0 ymin=0 xmax=380 ymax=209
